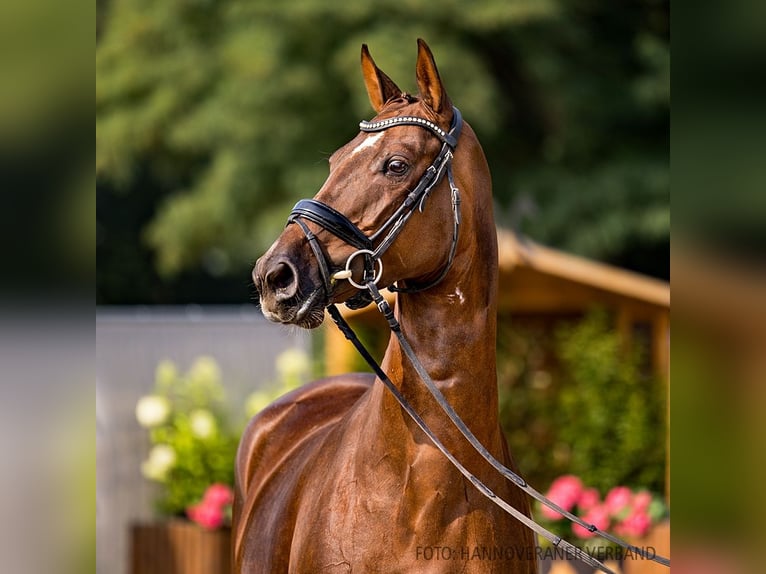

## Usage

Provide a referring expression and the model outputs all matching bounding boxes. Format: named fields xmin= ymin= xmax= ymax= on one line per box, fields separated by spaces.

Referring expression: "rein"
xmin=286 ymin=107 xmax=670 ymax=573
xmin=326 ymin=298 xmax=609 ymax=574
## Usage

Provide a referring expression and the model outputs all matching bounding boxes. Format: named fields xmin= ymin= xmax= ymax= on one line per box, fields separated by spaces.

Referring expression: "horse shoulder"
xmin=233 ymin=373 xmax=375 ymax=571
xmin=235 ymin=372 xmax=375 ymax=495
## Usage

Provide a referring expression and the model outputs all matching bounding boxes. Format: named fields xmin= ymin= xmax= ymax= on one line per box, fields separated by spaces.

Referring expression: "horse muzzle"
xmin=253 ymin=251 xmax=327 ymax=329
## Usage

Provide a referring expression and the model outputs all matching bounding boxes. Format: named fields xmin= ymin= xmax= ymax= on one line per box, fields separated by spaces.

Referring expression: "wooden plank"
xmin=130 ymin=521 xmax=231 ymax=574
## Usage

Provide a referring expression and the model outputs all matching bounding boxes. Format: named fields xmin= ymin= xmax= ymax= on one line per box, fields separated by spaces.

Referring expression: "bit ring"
xmin=343 ymin=249 xmax=383 ymax=289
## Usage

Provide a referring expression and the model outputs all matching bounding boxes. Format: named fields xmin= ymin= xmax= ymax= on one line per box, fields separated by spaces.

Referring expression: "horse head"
xmin=254 ymin=39 xmax=469 ymax=328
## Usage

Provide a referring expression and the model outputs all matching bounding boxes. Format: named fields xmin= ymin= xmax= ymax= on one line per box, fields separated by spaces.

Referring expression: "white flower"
xmin=135 ymin=395 xmax=171 ymax=427
xmin=189 ymin=356 xmax=222 ymax=387
xmin=189 ymin=408 xmax=217 ymax=439
xmin=141 ymin=444 xmax=176 ymax=482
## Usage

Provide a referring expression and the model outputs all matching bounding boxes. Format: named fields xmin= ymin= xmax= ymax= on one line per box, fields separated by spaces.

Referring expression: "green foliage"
xmin=497 ymin=320 xmax=566 ymax=484
xmin=498 ymin=309 xmax=666 ymax=495
xmin=513 ymin=157 xmax=669 ymax=263
xmin=97 ymin=0 xmax=668 ymax=303
xmin=136 ymin=348 xmax=315 ymax=517
xmin=137 ymin=357 xmax=240 ymax=516
xmin=555 ymin=310 xmax=666 ymax=492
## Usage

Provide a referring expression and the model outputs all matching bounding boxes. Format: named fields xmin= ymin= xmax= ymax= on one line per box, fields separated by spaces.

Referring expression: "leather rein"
xmin=286 ymin=106 xmax=669 ymax=574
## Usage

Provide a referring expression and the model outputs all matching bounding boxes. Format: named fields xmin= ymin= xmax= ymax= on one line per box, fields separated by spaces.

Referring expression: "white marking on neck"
xmin=447 ymin=286 xmax=466 ymax=305
xmin=350 ymin=131 xmax=384 ymax=156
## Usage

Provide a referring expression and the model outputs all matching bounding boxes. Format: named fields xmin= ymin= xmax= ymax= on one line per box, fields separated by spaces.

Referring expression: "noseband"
xmin=287 ymin=106 xmax=463 ymax=306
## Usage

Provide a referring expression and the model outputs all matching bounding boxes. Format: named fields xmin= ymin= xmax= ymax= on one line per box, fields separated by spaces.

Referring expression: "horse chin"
xmin=261 ymin=288 xmax=327 ymax=330
xmin=295 ymin=303 xmax=326 ymax=329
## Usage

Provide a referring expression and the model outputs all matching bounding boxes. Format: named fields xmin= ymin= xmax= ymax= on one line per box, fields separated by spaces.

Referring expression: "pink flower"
xmin=540 ymin=503 xmax=564 ymax=520
xmin=615 ymin=508 xmax=652 ymax=538
xmin=187 ymin=500 xmax=224 ymax=530
xmin=187 ymin=483 xmax=234 ymax=529
xmin=542 ymin=475 xmax=584 ymax=519
xmin=577 ymin=487 xmax=601 ymax=512
xmin=631 ymin=490 xmax=652 ymax=513
xmin=605 ymin=486 xmax=633 ymax=517
xmin=203 ymin=483 xmax=234 ymax=507
xmin=572 ymin=504 xmax=610 ymax=539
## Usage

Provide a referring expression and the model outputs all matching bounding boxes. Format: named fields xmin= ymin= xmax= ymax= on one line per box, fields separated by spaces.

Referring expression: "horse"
xmin=235 ymin=39 xmax=538 ymax=573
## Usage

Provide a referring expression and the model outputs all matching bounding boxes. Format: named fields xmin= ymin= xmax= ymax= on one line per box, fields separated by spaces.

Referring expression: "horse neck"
xmin=379 ymin=148 xmax=501 ymax=447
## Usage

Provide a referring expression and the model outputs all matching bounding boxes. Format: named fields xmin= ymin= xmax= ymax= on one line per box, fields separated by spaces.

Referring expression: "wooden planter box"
xmin=539 ymin=554 xmax=623 ymax=574
xmin=539 ymin=521 xmax=670 ymax=574
xmin=622 ymin=521 xmax=670 ymax=574
xmin=131 ymin=519 xmax=231 ymax=574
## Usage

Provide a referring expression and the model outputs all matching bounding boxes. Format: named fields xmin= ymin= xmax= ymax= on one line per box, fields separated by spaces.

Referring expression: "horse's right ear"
xmin=361 ymin=44 xmax=402 ymax=113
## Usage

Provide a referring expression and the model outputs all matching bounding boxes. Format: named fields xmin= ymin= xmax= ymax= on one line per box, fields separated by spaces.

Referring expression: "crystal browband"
xmin=359 ymin=114 xmax=457 ymax=147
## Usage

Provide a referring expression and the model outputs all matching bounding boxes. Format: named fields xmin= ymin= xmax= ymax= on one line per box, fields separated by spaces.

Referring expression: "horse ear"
xmin=415 ymin=38 xmax=451 ymax=115
xmin=361 ymin=44 xmax=402 ymax=113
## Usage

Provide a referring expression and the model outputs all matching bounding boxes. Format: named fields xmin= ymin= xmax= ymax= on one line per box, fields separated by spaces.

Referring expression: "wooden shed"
xmin=323 ymin=228 xmax=669 ymax=381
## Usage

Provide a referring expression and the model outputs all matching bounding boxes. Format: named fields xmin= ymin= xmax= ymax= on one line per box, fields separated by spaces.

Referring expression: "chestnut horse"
xmin=236 ymin=40 xmax=537 ymax=573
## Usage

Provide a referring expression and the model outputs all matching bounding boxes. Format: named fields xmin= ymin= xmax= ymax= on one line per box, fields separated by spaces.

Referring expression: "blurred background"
xmin=94 ymin=1 xmax=674 ymax=573
xmin=96 ymin=0 xmax=670 ymax=305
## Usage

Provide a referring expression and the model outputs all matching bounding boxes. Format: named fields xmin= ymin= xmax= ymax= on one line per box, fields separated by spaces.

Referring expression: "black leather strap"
xmin=289 ymin=217 xmax=333 ymax=297
xmin=290 ymin=199 xmax=373 ymax=251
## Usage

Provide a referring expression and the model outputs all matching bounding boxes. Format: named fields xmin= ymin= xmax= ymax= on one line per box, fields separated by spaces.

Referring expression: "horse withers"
xmin=236 ymin=40 xmax=537 ymax=573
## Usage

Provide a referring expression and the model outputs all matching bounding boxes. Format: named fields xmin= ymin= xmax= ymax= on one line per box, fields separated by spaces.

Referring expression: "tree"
xmin=97 ymin=0 xmax=668 ymax=304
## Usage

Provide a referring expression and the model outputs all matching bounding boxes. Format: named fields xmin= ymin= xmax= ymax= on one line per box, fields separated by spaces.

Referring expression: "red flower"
xmin=572 ymin=504 xmax=610 ymax=539
xmin=541 ymin=475 xmax=583 ymax=520
xmin=605 ymin=486 xmax=633 ymax=517
xmin=631 ymin=490 xmax=652 ymax=513
xmin=204 ymin=483 xmax=234 ymax=507
xmin=187 ymin=500 xmax=224 ymax=530
xmin=577 ymin=487 xmax=601 ymax=512
xmin=615 ymin=508 xmax=652 ymax=538
xmin=187 ymin=483 xmax=234 ymax=530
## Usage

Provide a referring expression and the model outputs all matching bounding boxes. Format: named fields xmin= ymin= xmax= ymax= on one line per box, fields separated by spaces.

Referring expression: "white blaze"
xmin=350 ymin=131 xmax=384 ymax=156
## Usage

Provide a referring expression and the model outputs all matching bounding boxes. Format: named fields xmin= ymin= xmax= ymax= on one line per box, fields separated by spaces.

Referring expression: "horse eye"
xmin=385 ymin=158 xmax=409 ymax=175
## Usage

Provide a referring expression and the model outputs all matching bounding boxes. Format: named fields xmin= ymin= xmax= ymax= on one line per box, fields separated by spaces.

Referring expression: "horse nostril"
xmin=265 ymin=260 xmax=298 ymax=299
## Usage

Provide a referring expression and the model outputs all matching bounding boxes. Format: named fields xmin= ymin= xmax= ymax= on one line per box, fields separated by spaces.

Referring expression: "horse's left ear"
xmin=415 ymin=39 xmax=451 ymax=115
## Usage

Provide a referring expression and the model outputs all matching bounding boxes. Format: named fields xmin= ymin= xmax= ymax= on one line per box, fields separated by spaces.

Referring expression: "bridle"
xmin=284 ymin=106 xmax=670 ymax=574
xmin=287 ymin=106 xmax=463 ymax=307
